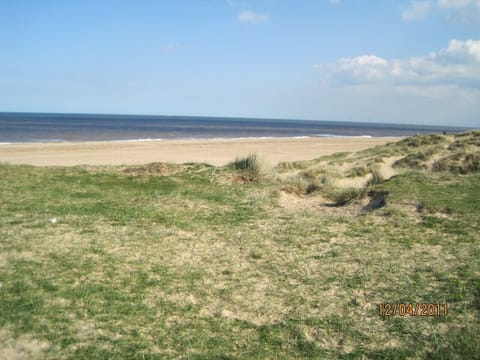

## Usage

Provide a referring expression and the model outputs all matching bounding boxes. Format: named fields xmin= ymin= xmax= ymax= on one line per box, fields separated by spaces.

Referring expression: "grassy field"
xmin=0 ymin=131 xmax=479 ymax=359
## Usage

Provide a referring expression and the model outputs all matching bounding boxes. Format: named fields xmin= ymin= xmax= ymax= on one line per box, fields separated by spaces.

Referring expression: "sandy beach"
xmin=0 ymin=137 xmax=399 ymax=167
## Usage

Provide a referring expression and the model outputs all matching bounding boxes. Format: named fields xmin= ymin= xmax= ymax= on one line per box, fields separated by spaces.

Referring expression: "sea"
xmin=0 ymin=112 xmax=472 ymax=143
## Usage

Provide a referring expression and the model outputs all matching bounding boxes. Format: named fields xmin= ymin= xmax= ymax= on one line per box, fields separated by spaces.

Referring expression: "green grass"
xmin=0 ymin=132 xmax=479 ymax=359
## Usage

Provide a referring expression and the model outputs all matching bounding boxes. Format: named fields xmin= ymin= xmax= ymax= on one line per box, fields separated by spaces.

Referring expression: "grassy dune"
xmin=1 ymin=131 xmax=479 ymax=359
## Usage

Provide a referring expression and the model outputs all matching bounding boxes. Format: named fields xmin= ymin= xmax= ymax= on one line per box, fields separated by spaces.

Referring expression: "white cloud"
xmin=328 ymin=0 xmax=341 ymax=4
xmin=238 ymin=10 xmax=269 ymax=23
xmin=315 ymin=39 xmax=480 ymax=87
xmin=441 ymin=38 xmax=480 ymax=61
xmin=402 ymin=1 xmax=433 ymax=20
xmin=320 ymin=55 xmax=390 ymax=81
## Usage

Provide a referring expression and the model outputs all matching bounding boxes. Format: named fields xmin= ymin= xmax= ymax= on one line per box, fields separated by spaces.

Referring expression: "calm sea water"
xmin=0 ymin=112 xmax=472 ymax=143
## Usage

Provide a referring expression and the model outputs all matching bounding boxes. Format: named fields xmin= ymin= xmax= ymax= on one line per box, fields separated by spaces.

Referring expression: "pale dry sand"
xmin=0 ymin=137 xmax=399 ymax=167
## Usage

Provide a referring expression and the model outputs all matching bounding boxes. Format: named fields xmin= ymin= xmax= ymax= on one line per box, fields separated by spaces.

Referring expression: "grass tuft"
xmin=227 ymin=153 xmax=270 ymax=181
xmin=332 ymin=187 xmax=367 ymax=206
xmin=433 ymin=152 xmax=480 ymax=174
xmin=366 ymin=167 xmax=385 ymax=186
xmin=347 ymin=166 xmax=369 ymax=177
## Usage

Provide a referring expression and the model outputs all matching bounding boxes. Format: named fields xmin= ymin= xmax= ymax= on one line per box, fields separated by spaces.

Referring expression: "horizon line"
xmin=0 ymin=111 xmax=474 ymax=130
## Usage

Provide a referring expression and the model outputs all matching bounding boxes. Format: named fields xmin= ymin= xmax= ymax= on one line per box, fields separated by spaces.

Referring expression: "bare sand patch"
xmin=0 ymin=137 xmax=398 ymax=167
xmin=0 ymin=328 xmax=49 ymax=360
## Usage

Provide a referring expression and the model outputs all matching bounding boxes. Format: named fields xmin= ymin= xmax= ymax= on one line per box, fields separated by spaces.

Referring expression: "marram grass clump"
xmin=393 ymin=149 xmax=436 ymax=170
xmin=366 ymin=167 xmax=385 ymax=186
xmin=227 ymin=153 xmax=270 ymax=181
xmin=347 ymin=166 xmax=369 ymax=178
xmin=332 ymin=187 xmax=367 ymax=206
xmin=433 ymin=152 xmax=480 ymax=174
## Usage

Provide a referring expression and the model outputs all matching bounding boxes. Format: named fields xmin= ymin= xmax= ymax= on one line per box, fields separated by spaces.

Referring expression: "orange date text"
xmin=378 ymin=303 xmax=448 ymax=317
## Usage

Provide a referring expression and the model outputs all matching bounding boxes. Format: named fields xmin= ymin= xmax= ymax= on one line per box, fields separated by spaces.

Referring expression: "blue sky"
xmin=1 ymin=0 xmax=479 ymax=126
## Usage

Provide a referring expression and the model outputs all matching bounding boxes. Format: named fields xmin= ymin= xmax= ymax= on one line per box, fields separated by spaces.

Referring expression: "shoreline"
xmin=0 ymin=134 xmax=396 ymax=145
xmin=0 ymin=136 xmax=401 ymax=167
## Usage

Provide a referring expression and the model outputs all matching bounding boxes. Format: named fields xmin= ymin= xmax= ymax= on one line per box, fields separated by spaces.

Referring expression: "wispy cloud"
xmin=402 ymin=1 xmax=433 ymax=20
xmin=401 ymin=0 xmax=480 ymax=22
xmin=161 ymin=43 xmax=182 ymax=54
xmin=328 ymin=0 xmax=341 ymax=4
xmin=438 ymin=0 xmax=480 ymax=23
xmin=438 ymin=0 xmax=478 ymax=8
xmin=238 ymin=10 xmax=269 ymax=24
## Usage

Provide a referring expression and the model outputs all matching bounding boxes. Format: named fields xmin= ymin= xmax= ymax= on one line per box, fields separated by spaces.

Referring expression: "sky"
xmin=1 ymin=0 xmax=479 ymax=127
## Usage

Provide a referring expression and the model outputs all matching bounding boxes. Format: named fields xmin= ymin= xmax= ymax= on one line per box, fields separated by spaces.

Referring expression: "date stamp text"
xmin=378 ymin=303 xmax=448 ymax=317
